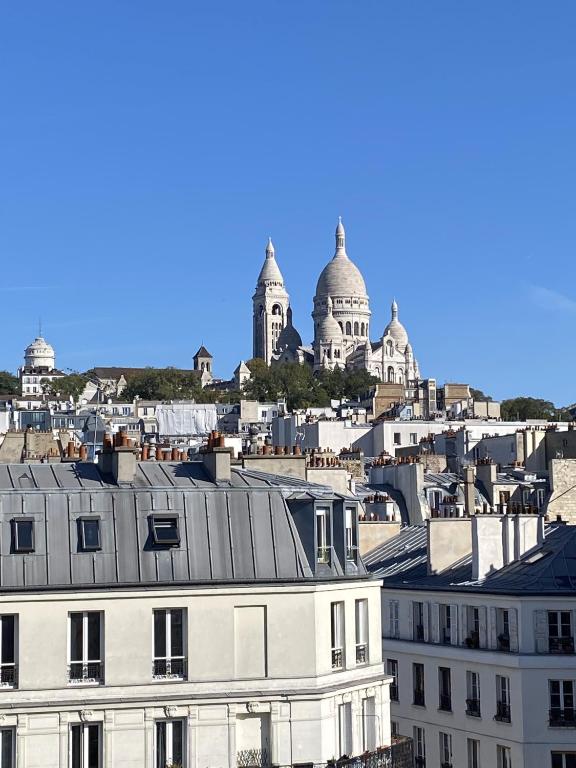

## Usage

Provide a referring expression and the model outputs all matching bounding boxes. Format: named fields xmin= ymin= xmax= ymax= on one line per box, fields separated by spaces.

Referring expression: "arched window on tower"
xmin=353 ymin=322 xmax=359 ymax=335
xmin=387 ymin=366 xmax=395 ymax=383
xmin=360 ymin=323 xmax=365 ymax=336
xmin=272 ymin=304 xmax=282 ymax=316
xmin=386 ymin=340 xmax=394 ymax=357
xmin=397 ymin=369 xmax=403 ymax=384
xmin=345 ymin=322 xmax=352 ymax=336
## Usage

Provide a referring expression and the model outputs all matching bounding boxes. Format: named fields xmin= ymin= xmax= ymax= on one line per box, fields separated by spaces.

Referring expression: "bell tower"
xmin=252 ymin=238 xmax=290 ymax=364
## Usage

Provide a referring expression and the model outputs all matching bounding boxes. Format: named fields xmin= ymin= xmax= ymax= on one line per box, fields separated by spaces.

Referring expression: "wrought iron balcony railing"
xmin=331 ymin=648 xmax=344 ymax=669
xmin=549 ymin=636 xmax=575 ymax=654
xmin=355 ymin=643 xmax=367 ymax=665
xmin=465 ymin=698 xmax=481 ymax=717
xmin=68 ymin=661 xmax=103 ymax=684
xmin=497 ymin=633 xmax=511 ymax=651
xmin=494 ymin=701 xmax=511 ymax=723
xmin=549 ymin=707 xmax=576 ymax=727
xmin=0 ymin=664 xmax=17 ymax=688
xmin=153 ymin=657 xmax=187 ymax=679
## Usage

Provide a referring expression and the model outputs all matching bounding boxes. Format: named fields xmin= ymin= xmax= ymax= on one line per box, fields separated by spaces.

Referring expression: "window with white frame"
xmin=413 ymin=726 xmax=425 ymax=764
xmin=496 ymin=675 xmax=511 ymax=722
xmin=153 ymin=609 xmax=186 ymax=679
xmin=412 ymin=601 xmax=425 ymax=641
xmin=386 ymin=658 xmax=398 ymax=701
xmin=496 ymin=608 xmax=511 ymax=650
xmin=68 ymin=612 xmax=103 ymax=684
xmin=466 ymin=670 xmax=481 ymax=717
xmin=362 ymin=696 xmax=376 ymax=752
xmin=388 ymin=600 xmax=399 ymax=639
xmin=549 ymin=680 xmax=575 ymax=726
xmin=552 ymin=754 xmax=576 ymax=768
xmin=155 ymin=720 xmax=184 ymax=768
xmin=70 ymin=723 xmax=101 ymax=768
xmin=466 ymin=606 xmax=480 ymax=647
xmin=467 ymin=738 xmax=480 ymax=768
xmin=0 ymin=616 xmax=16 ymax=688
xmin=355 ymin=599 xmax=368 ymax=664
xmin=548 ymin=611 xmax=574 ymax=653
xmin=345 ymin=506 xmax=355 ymax=560
xmin=440 ymin=604 xmax=453 ymax=644
xmin=316 ymin=507 xmax=329 ymax=563
xmin=331 ymin=601 xmax=345 ymax=669
xmin=439 ymin=731 xmax=452 ymax=767
xmin=496 ymin=745 xmax=511 ymax=768
xmin=338 ymin=702 xmax=352 ymax=757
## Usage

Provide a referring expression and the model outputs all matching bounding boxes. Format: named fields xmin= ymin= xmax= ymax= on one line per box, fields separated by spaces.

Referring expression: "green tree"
xmin=470 ymin=387 xmax=493 ymax=402
xmin=41 ymin=373 xmax=88 ymax=400
xmin=0 ymin=370 xmax=20 ymax=395
xmin=500 ymin=396 xmax=557 ymax=421
xmin=121 ymin=368 xmax=204 ymax=401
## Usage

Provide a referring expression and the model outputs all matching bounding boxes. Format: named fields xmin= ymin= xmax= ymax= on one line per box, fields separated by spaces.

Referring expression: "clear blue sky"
xmin=1 ymin=2 xmax=575 ymax=405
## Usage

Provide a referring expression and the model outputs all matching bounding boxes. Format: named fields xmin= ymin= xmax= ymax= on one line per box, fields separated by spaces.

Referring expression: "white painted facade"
xmin=0 ymin=580 xmax=391 ymax=767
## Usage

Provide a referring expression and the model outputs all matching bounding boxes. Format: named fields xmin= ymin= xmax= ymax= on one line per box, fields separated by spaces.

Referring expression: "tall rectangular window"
xmin=388 ymin=600 xmax=399 ymax=639
xmin=331 ymin=602 xmax=345 ymax=669
xmin=467 ymin=738 xmax=480 ymax=768
xmin=0 ymin=730 xmax=14 ymax=768
xmin=153 ymin=609 xmax=186 ymax=679
xmin=496 ymin=675 xmax=511 ymax=723
xmin=548 ymin=611 xmax=574 ymax=653
xmin=386 ymin=659 xmax=398 ymax=702
xmin=438 ymin=667 xmax=452 ymax=711
xmin=338 ymin=702 xmax=352 ymax=756
xmin=439 ymin=732 xmax=452 ymax=767
xmin=11 ymin=519 xmax=34 ymax=553
xmin=70 ymin=723 xmax=101 ymax=768
xmin=345 ymin=506 xmax=355 ymax=560
xmin=361 ymin=697 xmax=376 ymax=752
xmin=549 ymin=680 xmax=575 ymax=726
xmin=496 ymin=745 xmax=511 ymax=768
xmin=413 ymin=601 xmax=424 ymax=641
xmin=440 ymin=604 xmax=452 ymax=644
xmin=68 ymin=613 xmax=103 ymax=684
xmin=355 ymin=599 xmax=368 ymax=664
xmin=316 ymin=508 xmax=329 ymax=563
xmin=466 ymin=670 xmax=481 ymax=717
xmin=155 ymin=720 xmax=184 ymax=768
xmin=413 ymin=662 xmax=425 ymax=706
xmin=413 ymin=726 xmax=425 ymax=767
xmin=0 ymin=617 xmax=16 ymax=688
xmin=466 ymin=606 xmax=480 ymax=647
xmin=496 ymin=608 xmax=510 ymax=650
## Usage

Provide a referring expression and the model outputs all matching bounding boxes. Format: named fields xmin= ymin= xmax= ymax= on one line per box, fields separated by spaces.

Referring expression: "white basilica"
xmin=252 ymin=218 xmax=420 ymax=384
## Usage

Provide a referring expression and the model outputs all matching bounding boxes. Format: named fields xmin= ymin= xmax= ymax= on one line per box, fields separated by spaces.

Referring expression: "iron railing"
xmin=549 ymin=707 xmax=576 ymax=727
xmin=68 ymin=661 xmax=103 ymax=683
xmin=0 ymin=664 xmax=17 ymax=687
xmin=328 ymin=736 xmax=414 ymax=768
xmin=494 ymin=701 xmax=511 ymax=723
xmin=497 ymin=633 xmax=510 ymax=651
xmin=237 ymin=748 xmax=269 ymax=768
xmin=332 ymin=648 xmax=344 ymax=669
xmin=356 ymin=644 xmax=367 ymax=664
xmin=549 ymin=636 xmax=575 ymax=654
xmin=153 ymin=657 xmax=187 ymax=678
xmin=465 ymin=698 xmax=481 ymax=717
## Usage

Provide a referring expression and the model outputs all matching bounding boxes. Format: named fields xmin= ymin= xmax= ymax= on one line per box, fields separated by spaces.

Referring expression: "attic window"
xmin=12 ymin=518 xmax=34 ymax=553
xmin=150 ymin=516 xmax=180 ymax=546
xmin=78 ymin=518 xmax=101 ymax=552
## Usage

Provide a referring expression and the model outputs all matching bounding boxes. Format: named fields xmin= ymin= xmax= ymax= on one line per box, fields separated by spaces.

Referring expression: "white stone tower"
xmin=252 ymin=238 xmax=290 ymax=365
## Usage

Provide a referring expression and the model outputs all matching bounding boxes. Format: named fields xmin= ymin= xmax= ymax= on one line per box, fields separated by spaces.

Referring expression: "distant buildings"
xmin=18 ymin=335 xmax=65 ymax=395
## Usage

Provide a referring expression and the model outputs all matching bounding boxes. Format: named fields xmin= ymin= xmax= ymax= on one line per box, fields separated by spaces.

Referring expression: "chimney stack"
xmin=463 ymin=465 xmax=476 ymax=517
xmin=201 ymin=446 xmax=232 ymax=483
xmin=97 ymin=430 xmax=138 ymax=485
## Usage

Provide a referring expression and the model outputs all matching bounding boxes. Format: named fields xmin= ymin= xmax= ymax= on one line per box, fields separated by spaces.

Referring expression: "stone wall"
xmin=547 ymin=458 xmax=576 ymax=523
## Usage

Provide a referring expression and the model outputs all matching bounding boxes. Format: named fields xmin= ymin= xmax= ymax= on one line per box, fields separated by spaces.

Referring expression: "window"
xmin=391 ymin=720 xmax=399 ymax=737
xmin=68 ymin=612 xmax=103 ymax=684
xmin=78 ymin=519 xmax=101 ymax=552
xmin=438 ymin=667 xmax=452 ymax=711
xmin=388 ymin=600 xmax=399 ymax=639
xmin=11 ymin=518 xmax=34 ymax=553
xmin=345 ymin=506 xmax=355 ymax=560
xmin=413 ymin=726 xmax=425 ymax=767
xmin=0 ymin=729 xmax=14 ymax=768
xmin=549 ymin=680 xmax=575 ymax=726
xmin=338 ymin=702 xmax=352 ymax=756
xmin=410 ymin=432 xmax=418 ymax=445
xmin=467 ymin=738 xmax=480 ymax=768
xmin=331 ymin=602 xmax=345 ymax=669
xmin=153 ymin=609 xmax=186 ymax=679
xmin=440 ymin=604 xmax=453 ymax=644
xmin=316 ymin=507 xmax=329 ymax=563
xmin=466 ymin=671 xmax=481 ymax=717
xmin=355 ymin=599 xmax=368 ymax=664
xmin=496 ymin=608 xmax=511 ymax=651
xmin=362 ymin=697 xmax=376 ymax=752
xmin=548 ymin=611 xmax=574 ymax=653
xmin=150 ymin=516 xmax=180 ymax=547
xmin=552 ymin=754 xmax=576 ymax=768
xmin=0 ymin=616 xmax=16 ymax=688
xmin=386 ymin=659 xmax=398 ymax=701
xmin=156 ymin=720 xmax=184 ymax=768
xmin=122 ymin=407 xmax=130 ymax=416
xmin=393 ymin=432 xmax=401 ymax=445
xmin=439 ymin=732 xmax=452 ymax=768
xmin=70 ymin=723 xmax=101 ymax=768
xmin=413 ymin=662 xmax=425 ymax=706
xmin=496 ymin=745 xmax=511 ymax=768
xmin=495 ymin=675 xmax=511 ymax=722
xmin=413 ymin=601 xmax=425 ymax=641
xmin=466 ymin=607 xmax=480 ymax=647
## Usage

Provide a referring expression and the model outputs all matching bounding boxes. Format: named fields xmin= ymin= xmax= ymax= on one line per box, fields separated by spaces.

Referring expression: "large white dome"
xmin=315 ymin=218 xmax=368 ymax=299
xmin=24 ymin=336 xmax=55 ymax=369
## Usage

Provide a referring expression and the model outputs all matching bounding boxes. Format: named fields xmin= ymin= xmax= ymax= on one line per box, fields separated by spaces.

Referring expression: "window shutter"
xmin=489 ymin=606 xmax=497 ymax=649
xmin=431 ymin=603 xmax=440 ymax=644
xmin=534 ymin=610 xmax=548 ymax=653
xmin=423 ymin=602 xmax=430 ymax=642
xmin=509 ymin=609 xmax=519 ymax=652
xmin=408 ymin=603 xmax=414 ymax=641
xmin=449 ymin=604 xmax=458 ymax=645
xmin=479 ymin=607 xmax=488 ymax=649
xmin=459 ymin=605 xmax=468 ymax=645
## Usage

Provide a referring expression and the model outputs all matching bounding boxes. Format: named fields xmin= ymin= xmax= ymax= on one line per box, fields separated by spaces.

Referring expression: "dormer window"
xmin=316 ymin=507 xmax=329 ymax=564
xmin=12 ymin=519 xmax=34 ymax=553
xmin=150 ymin=516 xmax=180 ymax=547
xmin=78 ymin=518 xmax=101 ymax=552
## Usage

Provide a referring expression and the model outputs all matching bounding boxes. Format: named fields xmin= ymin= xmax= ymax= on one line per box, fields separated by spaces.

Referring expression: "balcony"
xmin=494 ymin=702 xmax=511 ymax=723
xmin=238 ymin=748 xmax=270 ymax=768
xmin=466 ymin=698 xmax=481 ymax=717
xmin=413 ymin=689 xmax=425 ymax=707
xmin=355 ymin=643 xmax=367 ymax=665
xmin=68 ymin=661 xmax=103 ymax=684
xmin=332 ymin=648 xmax=344 ymax=669
xmin=438 ymin=694 xmax=452 ymax=712
xmin=464 ymin=632 xmax=480 ymax=649
xmin=333 ymin=737 xmax=414 ymax=768
xmin=153 ymin=657 xmax=187 ymax=679
xmin=0 ymin=664 xmax=17 ymax=688
xmin=497 ymin=633 xmax=511 ymax=652
xmin=549 ymin=707 xmax=576 ymax=727
xmin=549 ymin=636 xmax=575 ymax=654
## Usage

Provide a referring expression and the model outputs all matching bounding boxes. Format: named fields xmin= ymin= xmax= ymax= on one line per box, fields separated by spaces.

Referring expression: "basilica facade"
xmin=252 ymin=219 xmax=420 ymax=384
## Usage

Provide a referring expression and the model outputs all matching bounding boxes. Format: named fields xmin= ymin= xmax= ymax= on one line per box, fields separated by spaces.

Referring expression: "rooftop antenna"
xmin=38 ymin=317 xmax=42 ymax=338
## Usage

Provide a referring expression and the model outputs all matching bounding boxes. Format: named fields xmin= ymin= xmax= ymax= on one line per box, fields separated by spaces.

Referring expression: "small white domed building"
xmin=18 ymin=335 xmax=66 ymax=396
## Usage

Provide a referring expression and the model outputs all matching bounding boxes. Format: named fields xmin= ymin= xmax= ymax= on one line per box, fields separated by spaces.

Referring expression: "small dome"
xmin=257 ymin=238 xmax=284 ymax=285
xmin=277 ymin=307 xmax=302 ymax=351
xmin=24 ymin=336 xmax=55 ymax=368
xmin=383 ymin=300 xmax=409 ymax=351
xmin=317 ymin=298 xmax=343 ymax=341
xmin=315 ymin=219 xmax=368 ymax=298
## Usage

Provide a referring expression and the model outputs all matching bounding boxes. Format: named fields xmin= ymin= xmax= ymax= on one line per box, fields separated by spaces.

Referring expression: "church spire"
xmin=266 ymin=237 xmax=275 ymax=257
xmin=334 ymin=216 xmax=347 ymax=257
xmin=391 ymin=298 xmax=398 ymax=319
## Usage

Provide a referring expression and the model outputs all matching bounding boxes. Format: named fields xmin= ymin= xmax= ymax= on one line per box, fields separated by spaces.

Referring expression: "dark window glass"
xmin=70 ymin=614 xmax=83 ymax=662
xmin=171 ymin=610 xmax=183 ymax=657
xmin=151 ymin=517 xmax=180 ymax=546
xmin=71 ymin=725 xmax=82 ymax=768
xmin=1 ymin=730 xmax=13 ymax=768
xmin=154 ymin=611 xmax=167 ymax=658
xmin=87 ymin=724 xmax=99 ymax=768
xmin=172 ymin=721 xmax=183 ymax=764
xmin=1 ymin=617 xmax=14 ymax=665
xmin=87 ymin=614 xmax=100 ymax=660
xmin=13 ymin=520 xmax=34 ymax=552
xmin=156 ymin=723 xmax=166 ymax=768
xmin=80 ymin=520 xmax=101 ymax=551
